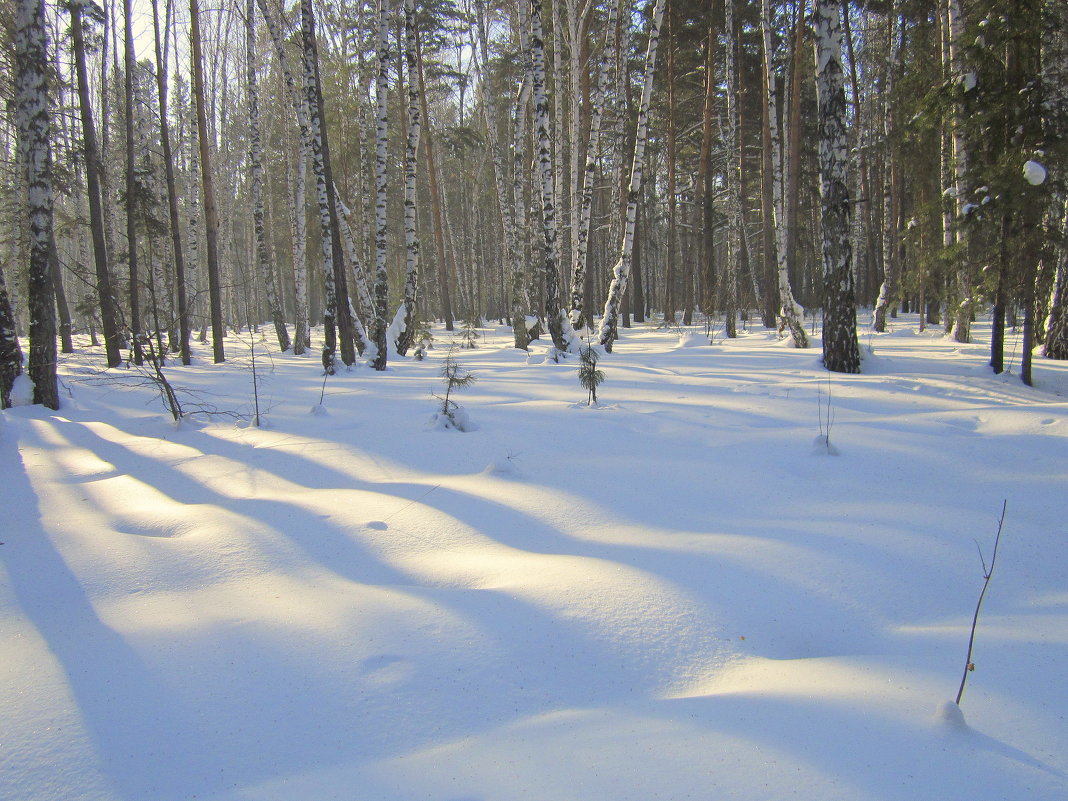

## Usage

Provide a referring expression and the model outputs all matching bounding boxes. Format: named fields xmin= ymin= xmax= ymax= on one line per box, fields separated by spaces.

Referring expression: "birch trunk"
xmin=512 ymin=3 xmax=534 ymax=345
xmin=394 ymin=0 xmax=421 ymax=356
xmin=371 ymin=0 xmax=391 ymax=370
xmin=530 ymin=0 xmax=576 ymax=353
xmin=872 ymin=7 xmax=901 ymax=333
xmin=16 ymin=0 xmax=58 ymax=408
xmin=569 ymin=0 xmax=618 ymax=329
xmin=813 ymin=0 xmax=861 ymax=373
xmin=761 ymin=0 xmax=807 ymax=346
xmin=946 ymin=0 xmax=972 ymax=343
xmin=256 ymin=0 xmax=309 ymax=354
xmin=246 ymin=0 xmax=290 ymax=352
xmin=300 ymin=0 xmax=352 ymax=372
xmin=598 ymin=0 xmax=667 ymax=350
xmin=0 ymin=257 xmax=22 ymax=408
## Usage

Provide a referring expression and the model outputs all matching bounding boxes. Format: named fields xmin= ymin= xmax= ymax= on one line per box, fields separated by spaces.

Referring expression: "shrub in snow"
xmin=459 ymin=316 xmax=481 ymax=349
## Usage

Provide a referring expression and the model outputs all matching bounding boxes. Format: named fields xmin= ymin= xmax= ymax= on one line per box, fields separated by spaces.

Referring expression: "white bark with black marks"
xmin=529 ymin=0 xmax=576 ymax=353
xmin=570 ymin=0 xmax=618 ymax=330
xmin=598 ymin=0 xmax=667 ymax=350
xmin=813 ymin=0 xmax=861 ymax=373
xmin=246 ymin=0 xmax=290 ymax=353
xmin=394 ymin=0 xmax=422 ymax=357
xmin=761 ymin=0 xmax=807 ymax=347
xmin=370 ymin=0 xmax=391 ymax=370
xmin=16 ymin=0 xmax=58 ymax=408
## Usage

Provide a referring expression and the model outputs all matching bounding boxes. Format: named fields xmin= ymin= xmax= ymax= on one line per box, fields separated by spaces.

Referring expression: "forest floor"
xmin=2 ymin=313 xmax=1067 ymax=801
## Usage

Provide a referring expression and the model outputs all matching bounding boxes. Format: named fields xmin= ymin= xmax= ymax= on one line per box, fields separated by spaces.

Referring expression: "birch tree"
xmin=761 ymin=0 xmax=807 ymax=346
xmin=393 ymin=0 xmax=421 ymax=357
xmin=813 ymin=0 xmax=861 ymax=373
xmin=16 ymin=0 xmax=58 ymax=408
xmin=370 ymin=0 xmax=391 ymax=370
xmin=529 ymin=0 xmax=576 ymax=354
xmin=256 ymin=0 xmax=310 ymax=355
xmin=872 ymin=6 xmax=902 ymax=333
xmin=0 ymin=264 xmax=21 ymax=408
xmin=246 ymin=0 xmax=290 ymax=353
xmin=569 ymin=0 xmax=619 ymax=330
xmin=598 ymin=0 xmax=667 ymax=350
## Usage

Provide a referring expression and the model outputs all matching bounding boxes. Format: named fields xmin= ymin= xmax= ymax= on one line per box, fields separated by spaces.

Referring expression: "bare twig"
xmin=956 ymin=499 xmax=1007 ymax=705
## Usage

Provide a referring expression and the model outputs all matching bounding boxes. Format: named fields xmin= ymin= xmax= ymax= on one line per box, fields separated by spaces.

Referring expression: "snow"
xmin=2 ymin=315 xmax=1067 ymax=801
xmin=1023 ymin=160 xmax=1047 ymax=186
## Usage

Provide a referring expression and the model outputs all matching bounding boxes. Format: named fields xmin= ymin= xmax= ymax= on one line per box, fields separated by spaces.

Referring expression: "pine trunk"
xmin=723 ymin=0 xmax=741 ymax=338
xmin=150 ymin=0 xmax=191 ymax=364
xmin=70 ymin=1 xmax=122 ymax=367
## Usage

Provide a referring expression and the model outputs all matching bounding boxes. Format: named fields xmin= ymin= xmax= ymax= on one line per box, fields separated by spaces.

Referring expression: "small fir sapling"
xmin=433 ymin=347 xmax=477 ymax=430
xmin=578 ymin=344 xmax=605 ymax=405
xmin=412 ymin=318 xmax=433 ymax=360
xmin=459 ymin=315 xmax=481 ymax=348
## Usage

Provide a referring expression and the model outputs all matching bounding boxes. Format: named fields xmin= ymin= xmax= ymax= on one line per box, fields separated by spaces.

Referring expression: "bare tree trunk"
xmin=246 ymin=0 xmax=290 ymax=353
xmin=946 ymin=0 xmax=972 ymax=343
xmin=190 ymin=0 xmax=225 ymax=362
xmin=762 ymin=0 xmax=807 ymax=346
xmin=150 ymin=0 xmax=191 ymax=364
xmin=70 ymin=1 xmax=123 ymax=367
xmin=530 ymin=0 xmax=576 ymax=353
xmin=598 ymin=0 xmax=667 ymax=349
xmin=415 ymin=28 xmax=453 ymax=331
xmin=813 ymin=0 xmax=861 ymax=373
xmin=123 ymin=0 xmax=144 ymax=364
xmin=723 ymin=0 xmax=741 ymax=337
xmin=256 ymin=0 xmax=309 ymax=355
xmin=16 ymin=0 xmax=58 ymax=408
xmin=872 ymin=6 xmax=902 ymax=333
xmin=475 ymin=0 xmax=528 ymax=348
xmin=394 ymin=0 xmax=422 ymax=356
xmin=569 ymin=0 xmax=618 ymax=330
xmin=0 ymin=261 xmax=22 ymax=408
xmin=370 ymin=0 xmax=391 ymax=369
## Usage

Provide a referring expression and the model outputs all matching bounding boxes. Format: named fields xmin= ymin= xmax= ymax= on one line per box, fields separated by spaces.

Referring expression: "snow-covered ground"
xmin=2 ymin=315 xmax=1066 ymax=801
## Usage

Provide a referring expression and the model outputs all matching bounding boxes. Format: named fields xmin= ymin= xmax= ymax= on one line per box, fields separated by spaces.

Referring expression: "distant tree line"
xmin=1 ymin=0 xmax=1066 ymax=408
